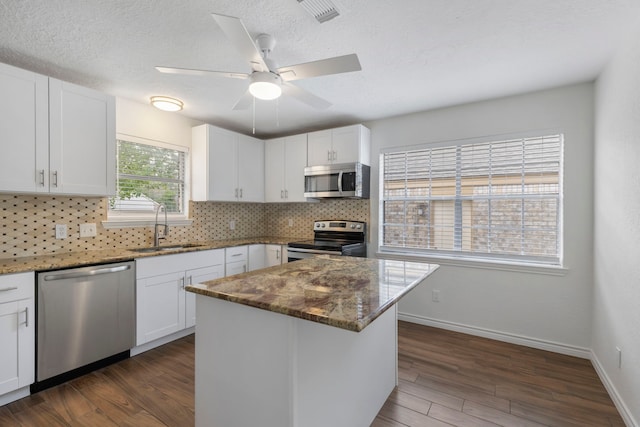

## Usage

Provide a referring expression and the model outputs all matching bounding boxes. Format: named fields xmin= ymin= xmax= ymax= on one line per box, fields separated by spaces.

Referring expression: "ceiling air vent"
xmin=297 ymin=0 xmax=340 ymax=23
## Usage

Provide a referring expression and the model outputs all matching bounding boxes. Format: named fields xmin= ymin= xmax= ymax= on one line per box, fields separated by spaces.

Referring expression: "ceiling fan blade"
xmin=155 ymin=66 xmax=249 ymax=79
xmin=282 ymin=83 xmax=332 ymax=109
xmin=232 ymin=89 xmax=253 ymax=110
xmin=278 ymin=54 xmax=361 ymax=82
xmin=211 ymin=13 xmax=269 ymax=72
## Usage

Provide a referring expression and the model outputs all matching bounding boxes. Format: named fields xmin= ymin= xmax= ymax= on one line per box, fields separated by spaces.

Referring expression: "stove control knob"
xmin=350 ymin=224 xmax=355 ymax=229
xmin=356 ymin=224 xmax=362 ymax=229
xmin=321 ymin=223 xmax=326 ymax=228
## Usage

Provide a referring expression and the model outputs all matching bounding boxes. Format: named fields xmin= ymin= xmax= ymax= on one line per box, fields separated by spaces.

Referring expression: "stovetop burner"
xmin=287 ymin=220 xmax=367 ymax=258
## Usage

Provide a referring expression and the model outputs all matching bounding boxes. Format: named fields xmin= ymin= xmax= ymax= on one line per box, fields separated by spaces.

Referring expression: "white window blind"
xmin=109 ymin=140 xmax=186 ymax=214
xmin=380 ymin=134 xmax=563 ymax=265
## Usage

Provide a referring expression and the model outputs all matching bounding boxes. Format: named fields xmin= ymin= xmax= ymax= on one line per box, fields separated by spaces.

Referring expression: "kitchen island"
xmin=186 ymin=256 xmax=439 ymax=427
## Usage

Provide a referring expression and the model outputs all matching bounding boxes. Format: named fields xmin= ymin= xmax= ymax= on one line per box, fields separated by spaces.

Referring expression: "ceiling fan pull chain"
xmin=276 ymin=97 xmax=280 ymax=128
xmin=252 ymin=96 xmax=256 ymax=135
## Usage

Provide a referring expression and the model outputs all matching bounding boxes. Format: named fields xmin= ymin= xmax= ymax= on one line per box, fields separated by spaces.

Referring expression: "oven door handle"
xmin=338 ymin=170 xmax=343 ymax=194
xmin=287 ymin=247 xmax=342 ymax=255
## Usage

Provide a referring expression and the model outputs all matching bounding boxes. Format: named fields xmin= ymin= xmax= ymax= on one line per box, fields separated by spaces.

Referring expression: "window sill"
xmin=375 ymin=251 xmax=568 ymax=276
xmin=102 ymin=217 xmax=193 ymax=229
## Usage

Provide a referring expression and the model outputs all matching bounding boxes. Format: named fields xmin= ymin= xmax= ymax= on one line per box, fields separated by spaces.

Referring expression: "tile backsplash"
xmin=0 ymin=194 xmax=369 ymax=259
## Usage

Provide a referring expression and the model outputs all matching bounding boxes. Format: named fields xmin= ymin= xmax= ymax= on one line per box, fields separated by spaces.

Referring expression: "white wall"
xmin=116 ymin=97 xmax=201 ymax=147
xmin=367 ymin=83 xmax=595 ymax=355
xmin=593 ymin=26 xmax=640 ymax=426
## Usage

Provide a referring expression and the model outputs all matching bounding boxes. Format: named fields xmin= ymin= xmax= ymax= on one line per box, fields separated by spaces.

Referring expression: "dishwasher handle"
xmin=42 ymin=264 xmax=131 ymax=281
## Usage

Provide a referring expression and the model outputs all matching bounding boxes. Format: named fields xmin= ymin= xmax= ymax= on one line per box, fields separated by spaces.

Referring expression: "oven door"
xmin=287 ymin=247 xmax=342 ymax=262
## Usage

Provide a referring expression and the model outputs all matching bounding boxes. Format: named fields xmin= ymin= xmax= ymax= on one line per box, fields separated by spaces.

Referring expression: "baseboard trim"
xmin=131 ymin=327 xmax=195 ymax=356
xmin=591 ymin=351 xmax=638 ymax=427
xmin=0 ymin=386 xmax=30 ymax=406
xmin=398 ymin=313 xmax=591 ymax=359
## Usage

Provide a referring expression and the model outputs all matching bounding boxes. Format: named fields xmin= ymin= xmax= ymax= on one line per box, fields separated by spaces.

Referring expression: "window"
xmin=109 ymin=138 xmax=187 ymax=219
xmin=379 ymin=134 xmax=563 ymax=265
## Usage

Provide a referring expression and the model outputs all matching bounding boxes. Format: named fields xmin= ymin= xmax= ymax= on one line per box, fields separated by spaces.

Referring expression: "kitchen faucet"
xmin=154 ymin=203 xmax=169 ymax=247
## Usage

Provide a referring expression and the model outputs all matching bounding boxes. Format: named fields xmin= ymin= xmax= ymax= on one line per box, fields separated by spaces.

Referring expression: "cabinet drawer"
xmin=225 ymin=246 xmax=248 ymax=263
xmin=0 ymin=272 xmax=34 ymax=304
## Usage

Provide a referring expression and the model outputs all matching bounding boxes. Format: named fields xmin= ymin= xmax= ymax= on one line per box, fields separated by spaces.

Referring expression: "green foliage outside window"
xmin=110 ymin=140 xmax=185 ymax=214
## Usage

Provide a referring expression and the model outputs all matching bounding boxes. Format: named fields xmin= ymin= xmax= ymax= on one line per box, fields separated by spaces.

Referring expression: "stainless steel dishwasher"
xmin=34 ymin=261 xmax=135 ymax=390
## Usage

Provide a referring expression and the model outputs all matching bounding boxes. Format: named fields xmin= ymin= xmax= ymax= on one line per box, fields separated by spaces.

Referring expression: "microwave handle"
xmin=338 ymin=170 xmax=343 ymax=194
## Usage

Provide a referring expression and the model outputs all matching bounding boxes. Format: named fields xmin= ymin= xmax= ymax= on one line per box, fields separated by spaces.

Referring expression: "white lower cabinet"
xmin=136 ymin=250 xmax=224 ymax=346
xmin=225 ymin=246 xmax=248 ymax=277
xmin=248 ymin=245 xmax=266 ymax=271
xmin=266 ymin=244 xmax=287 ymax=267
xmin=0 ymin=272 xmax=35 ymax=397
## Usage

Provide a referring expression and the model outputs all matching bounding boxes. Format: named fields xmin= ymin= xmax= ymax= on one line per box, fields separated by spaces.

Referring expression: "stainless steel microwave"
xmin=304 ymin=162 xmax=370 ymax=199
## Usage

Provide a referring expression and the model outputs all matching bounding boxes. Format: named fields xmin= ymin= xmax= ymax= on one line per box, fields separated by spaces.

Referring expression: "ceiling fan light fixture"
xmin=150 ymin=96 xmax=184 ymax=112
xmin=249 ymin=72 xmax=282 ymax=100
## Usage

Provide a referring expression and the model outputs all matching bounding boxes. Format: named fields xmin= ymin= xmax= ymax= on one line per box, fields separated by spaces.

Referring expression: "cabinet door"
xmin=284 ymin=134 xmax=308 ymax=201
xmin=0 ymin=299 xmax=34 ymax=395
xmin=331 ymin=125 xmax=361 ymax=164
xmin=0 ymin=63 xmax=49 ymax=193
xmin=238 ymin=135 xmax=264 ymax=202
xmin=226 ymin=261 xmax=247 ymax=277
xmin=307 ymin=129 xmax=333 ymax=166
xmin=248 ymin=244 xmax=266 ymax=271
xmin=265 ymin=244 xmax=284 ymax=267
xmin=136 ymin=271 xmax=185 ymax=346
xmin=265 ymin=138 xmax=285 ymax=202
xmin=48 ymin=79 xmax=115 ymax=196
xmin=185 ymin=264 xmax=224 ymax=328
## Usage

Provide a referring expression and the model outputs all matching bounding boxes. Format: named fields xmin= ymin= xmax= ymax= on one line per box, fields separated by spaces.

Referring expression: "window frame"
xmin=103 ymin=134 xmax=192 ymax=228
xmin=377 ymin=130 xmax=565 ymax=269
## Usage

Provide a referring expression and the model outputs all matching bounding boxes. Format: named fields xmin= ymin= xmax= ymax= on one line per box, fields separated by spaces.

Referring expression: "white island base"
xmin=194 ymin=295 xmax=398 ymax=427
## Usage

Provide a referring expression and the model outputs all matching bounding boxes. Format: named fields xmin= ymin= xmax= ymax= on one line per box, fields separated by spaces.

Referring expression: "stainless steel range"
xmin=287 ymin=220 xmax=367 ymax=261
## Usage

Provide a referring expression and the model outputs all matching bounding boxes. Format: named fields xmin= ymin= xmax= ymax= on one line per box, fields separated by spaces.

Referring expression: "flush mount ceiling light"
xmin=248 ymin=72 xmax=282 ymax=100
xmin=297 ymin=0 xmax=340 ymax=23
xmin=150 ymin=96 xmax=184 ymax=112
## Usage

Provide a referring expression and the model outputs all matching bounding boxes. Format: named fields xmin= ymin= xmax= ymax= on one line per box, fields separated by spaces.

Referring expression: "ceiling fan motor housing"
xmin=249 ymin=71 xmax=282 ymax=100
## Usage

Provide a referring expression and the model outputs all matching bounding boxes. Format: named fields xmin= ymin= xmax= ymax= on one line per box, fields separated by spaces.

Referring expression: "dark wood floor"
xmin=0 ymin=322 xmax=625 ymax=426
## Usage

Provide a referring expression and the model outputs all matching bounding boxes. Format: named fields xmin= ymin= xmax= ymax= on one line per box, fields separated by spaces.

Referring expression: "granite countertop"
xmin=0 ymin=237 xmax=298 ymax=274
xmin=186 ymin=256 xmax=439 ymax=332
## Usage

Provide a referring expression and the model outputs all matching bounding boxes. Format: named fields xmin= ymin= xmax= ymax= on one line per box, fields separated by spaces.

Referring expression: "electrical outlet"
xmin=288 ymin=219 xmax=293 ymax=227
xmin=229 ymin=220 xmax=235 ymax=230
xmin=55 ymin=224 xmax=67 ymax=239
xmin=432 ymin=289 xmax=440 ymax=303
xmin=79 ymin=223 xmax=97 ymax=237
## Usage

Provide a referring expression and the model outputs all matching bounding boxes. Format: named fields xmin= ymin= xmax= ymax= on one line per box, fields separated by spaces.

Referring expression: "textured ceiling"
xmin=1 ymin=0 xmax=639 ymax=138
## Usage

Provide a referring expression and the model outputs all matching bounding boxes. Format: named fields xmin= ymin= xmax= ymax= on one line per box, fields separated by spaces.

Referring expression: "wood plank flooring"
xmin=0 ymin=322 xmax=625 ymax=426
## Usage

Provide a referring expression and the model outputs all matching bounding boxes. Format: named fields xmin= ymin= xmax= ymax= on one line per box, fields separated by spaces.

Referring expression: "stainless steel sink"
xmin=130 ymin=244 xmax=205 ymax=253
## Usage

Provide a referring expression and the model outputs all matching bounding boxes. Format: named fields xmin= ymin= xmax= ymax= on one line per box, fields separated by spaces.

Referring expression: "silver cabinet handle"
xmin=332 ymin=151 xmax=336 ymax=161
xmin=327 ymin=150 xmax=331 ymax=161
xmin=239 ymin=188 xmax=243 ymax=198
xmin=39 ymin=169 xmax=45 ymax=186
xmin=281 ymin=190 xmax=284 ymax=199
xmin=338 ymin=170 xmax=343 ymax=194
xmin=285 ymin=190 xmax=288 ymax=199
xmin=242 ymin=265 xmax=246 ymax=273
xmin=231 ymin=253 xmax=242 ymax=257
xmin=43 ymin=265 xmax=131 ymax=281
xmin=187 ymin=275 xmax=193 ymax=285
xmin=235 ymin=188 xmax=238 ymax=198
xmin=23 ymin=307 xmax=29 ymax=327
xmin=52 ymin=170 xmax=58 ymax=187
xmin=276 ymin=249 xmax=280 ymax=260
xmin=0 ymin=286 xmax=18 ymax=292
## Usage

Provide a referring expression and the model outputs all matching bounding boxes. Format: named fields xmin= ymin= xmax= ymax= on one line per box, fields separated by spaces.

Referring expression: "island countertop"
xmin=186 ymin=256 xmax=439 ymax=332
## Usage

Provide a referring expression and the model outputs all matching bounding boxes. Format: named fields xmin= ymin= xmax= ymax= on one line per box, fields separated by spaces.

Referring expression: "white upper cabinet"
xmin=49 ymin=79 xmax=116 ymax=196
xmin=265 ymin=134 xmax=307 ymax=202
xmin=307 ymin=124 xmax=371 ymax=166
xmin=0 ymin=63 xmax=48 ymax=193
xmin=0 ymin=62 xmax=115 ymax=196
xmin=192 ymin=124 xmax=264 ymax=202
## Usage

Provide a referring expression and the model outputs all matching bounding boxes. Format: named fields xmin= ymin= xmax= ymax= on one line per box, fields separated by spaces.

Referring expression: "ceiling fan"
xmin=156 ymin=13 xmax=362 ymax=110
